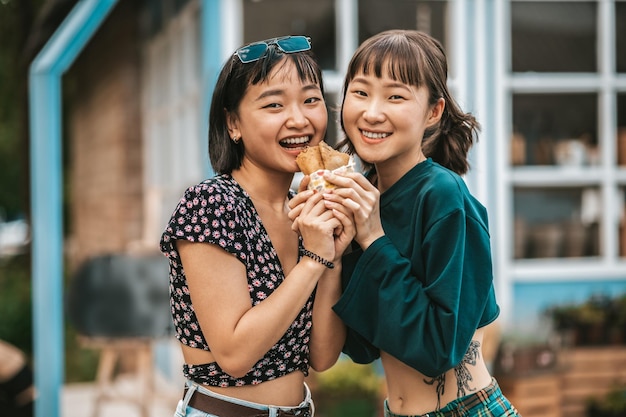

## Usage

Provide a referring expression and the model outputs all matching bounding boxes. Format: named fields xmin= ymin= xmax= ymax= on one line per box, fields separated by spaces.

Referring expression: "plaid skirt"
xmin=384 ymin=378 xmax=521 ymax=417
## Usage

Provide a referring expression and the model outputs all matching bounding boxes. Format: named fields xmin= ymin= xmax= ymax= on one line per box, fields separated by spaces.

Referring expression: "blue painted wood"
xmin=201 ymin=0 xmax=222 ymax=178
xmin=28 ymin=1 xmax=118 ymax=416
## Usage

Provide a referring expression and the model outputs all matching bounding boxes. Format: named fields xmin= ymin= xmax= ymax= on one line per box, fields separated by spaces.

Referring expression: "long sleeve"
xmin=333 ymin=161 xmax=499 ymax=377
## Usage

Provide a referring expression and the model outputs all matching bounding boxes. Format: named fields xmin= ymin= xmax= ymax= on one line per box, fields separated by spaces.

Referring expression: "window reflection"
xmin=243 ymin=0 xmax=336 ymax=70
xmin=620 ymin=187 xmax=626 ymax=258
xmin=511 ymin=94 xmax=598 ymax=166
xmin=511 ymin=1 xmax=596 ymax=73
xmin=617 ymin=2 xmax=626 ymax=73
xmin=513 ymin=187 xmax=600 ymax=259
xmin=618 ymin=94 xmax=626 ymax=167
xmin=357 ymin=0 xmax=448 ymax=51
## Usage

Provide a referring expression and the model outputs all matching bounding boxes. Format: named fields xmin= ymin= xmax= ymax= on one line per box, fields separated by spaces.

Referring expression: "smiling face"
xmin=341 ymin=67 xmax=443 ymax=179
xmin=227 ymin=59 xmax=328 ymax=175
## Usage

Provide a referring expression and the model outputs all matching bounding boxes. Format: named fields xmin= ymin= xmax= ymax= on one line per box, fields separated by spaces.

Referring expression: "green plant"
xmin=545 ymin=293 xmax=626 ymax=346
xmin=0 ymin=254 xmax=32 ymax=355
xmin=314 ymin=360 xmax=382 ymax=417
xmin=316 ymin=360 xmax=381 ymax=399
xmin=586 ymin=385 xmax=626 ymax=417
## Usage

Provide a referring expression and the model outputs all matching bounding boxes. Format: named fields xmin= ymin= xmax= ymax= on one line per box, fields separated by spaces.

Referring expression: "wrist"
xmin=359 ymin=232 xmax=385 ymax=251
xmin=300 ymin=248 xmax=335 ymax=269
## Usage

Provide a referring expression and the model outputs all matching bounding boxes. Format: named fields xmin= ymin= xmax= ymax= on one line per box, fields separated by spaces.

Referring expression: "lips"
xmin=280 ymin=135 xmax=312 ymax=149
xmin=361 ymin=130 xmax=390 ymax=139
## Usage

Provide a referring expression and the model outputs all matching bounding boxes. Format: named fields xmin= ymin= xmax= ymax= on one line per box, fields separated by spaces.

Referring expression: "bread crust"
xmin=296 ymin=142 xmax=348 ymax=174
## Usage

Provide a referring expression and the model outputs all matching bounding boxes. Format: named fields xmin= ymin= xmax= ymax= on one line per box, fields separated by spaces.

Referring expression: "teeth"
xmin=361 ymin=130 xmax=390 ymax=139
xmin=280 ymin=136 xmax=310 ymax=145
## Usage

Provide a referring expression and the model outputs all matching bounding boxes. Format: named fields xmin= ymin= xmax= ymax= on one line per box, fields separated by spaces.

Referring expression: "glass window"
xmin=620 ymin=187 xmax=626 ymax=258
xmin=617 ymin=1 xmax=626 ymax=73
xmin=512 ymin=94 xmax=598 ymax=166
xmin=357 ymin=0 xmax=448 ymax=49
xmin=513 ymin=187 xmax=601 ymax=259
xmin=618 ymin=93 xmax=626 ymax=167
xmin=511 ymin=1 xmax=596 ymax=73
xmin=243 ymin=0 xmax=336 ymax=70
xmin=324 ymin=92 xmax=341 ymax=147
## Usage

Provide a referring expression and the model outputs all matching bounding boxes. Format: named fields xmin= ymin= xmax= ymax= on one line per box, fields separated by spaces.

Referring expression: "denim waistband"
xmin=179 ymin=379 xmax=314 ymax=417
xmin=384 ymin=378 xmax=513 ymax=417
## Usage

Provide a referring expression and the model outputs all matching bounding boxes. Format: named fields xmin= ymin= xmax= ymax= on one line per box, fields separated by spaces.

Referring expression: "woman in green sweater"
xmin=291 ymin=30 xmax=520 ymax=417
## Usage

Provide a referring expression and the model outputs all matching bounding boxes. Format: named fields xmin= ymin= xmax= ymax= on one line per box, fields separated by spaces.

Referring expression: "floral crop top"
xmin=160 ymin=175 xmax=313 ymax=387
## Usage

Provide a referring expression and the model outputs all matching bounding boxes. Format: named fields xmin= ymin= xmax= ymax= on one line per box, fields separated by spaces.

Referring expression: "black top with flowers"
xmin=160 ymin=174 xmax=313 ymax=387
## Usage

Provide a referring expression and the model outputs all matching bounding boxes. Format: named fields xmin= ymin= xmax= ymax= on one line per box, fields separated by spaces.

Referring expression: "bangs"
xmin=347 ymin=34 xmax=427 ymax=87
xmin=250 ymin=48 xmax=323 ymax=92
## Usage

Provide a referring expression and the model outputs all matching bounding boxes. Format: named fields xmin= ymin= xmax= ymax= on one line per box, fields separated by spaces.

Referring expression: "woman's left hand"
xmin=320 ymin=171 xmax=384 ymax=251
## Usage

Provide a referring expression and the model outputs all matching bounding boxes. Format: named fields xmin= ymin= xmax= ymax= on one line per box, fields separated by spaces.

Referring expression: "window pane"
xmin=617 ymin=2 xmax=626 ymax=73
xmin=513 ymin=187 xmax=600 ymax=259
xmin=243 ymin=0 xmax=336 ymax=70
xmin=618 ymin=93 xmax=626 ymax=166
xmin=511 ymin=1 xmax=596 ymax=73
xmin=512 ymin=94 xmax=598 ymax=166
xmin=324 ymin=92 xmax=340 ymax=146
xmin=620 ymin=187 xmax=626 ymax=258
xmin=357 ymin=0 xmax=448 ymax=50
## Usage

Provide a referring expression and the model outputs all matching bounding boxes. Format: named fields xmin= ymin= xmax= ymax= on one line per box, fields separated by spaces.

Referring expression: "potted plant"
xmin=313 ymin=359 xmax=382 ymax=417
xmin=545 ymin=293 xmax=626 ymax=346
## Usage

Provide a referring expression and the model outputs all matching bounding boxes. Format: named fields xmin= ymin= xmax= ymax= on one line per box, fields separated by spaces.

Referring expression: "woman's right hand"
xmin=321 ymin=171 xmax=384 ymax=251
xmin=289 ymin=177 xmax=356 ymax=261
xmin=292 ymin=189 xmax=340 ymax=262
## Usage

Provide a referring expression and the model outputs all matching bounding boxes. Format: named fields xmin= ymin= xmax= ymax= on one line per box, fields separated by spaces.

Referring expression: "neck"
xmin=232 ymin=166 xmax=293 ymax=210
xmin=375 ymin=153 xmax=426 ymax=193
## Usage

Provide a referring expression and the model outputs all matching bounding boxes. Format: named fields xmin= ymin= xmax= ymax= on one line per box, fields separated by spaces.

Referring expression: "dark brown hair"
xmin=208 ymin=41 xmax=324 ymax=174
xmin=338 ymin=30 xmax=479 ymax=175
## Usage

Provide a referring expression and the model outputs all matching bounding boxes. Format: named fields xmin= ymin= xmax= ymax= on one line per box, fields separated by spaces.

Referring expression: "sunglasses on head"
xmin=234 ymin=36 xmax=312 ymax=64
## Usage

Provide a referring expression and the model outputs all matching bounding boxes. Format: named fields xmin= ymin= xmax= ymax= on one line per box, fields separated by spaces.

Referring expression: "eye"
xmin=304 ymin=96 xmax=322 ymax=104
xmin=351 ymin=89 xmax=367 ymax=97
xmin=262 ymin=102 xmax=282 ymax=109
xmin=389 ymin=94 xmax=406 ymax=100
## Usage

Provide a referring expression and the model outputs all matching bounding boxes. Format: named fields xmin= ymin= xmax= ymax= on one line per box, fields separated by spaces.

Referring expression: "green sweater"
xmin=333 ymin=159 xmax=500 ymax=377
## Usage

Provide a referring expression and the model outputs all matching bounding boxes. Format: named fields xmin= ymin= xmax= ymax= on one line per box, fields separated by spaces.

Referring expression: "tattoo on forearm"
xmin=423 ymin=340 xmax=481 ymax=409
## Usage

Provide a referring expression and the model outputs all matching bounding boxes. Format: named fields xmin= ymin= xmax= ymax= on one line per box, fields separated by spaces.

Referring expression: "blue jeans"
xmin=174 ymin=380 xmax=314 ymax=417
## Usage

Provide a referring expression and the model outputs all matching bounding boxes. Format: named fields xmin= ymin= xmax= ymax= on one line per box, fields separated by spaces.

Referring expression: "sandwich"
xmin=296 ymin=142 xmax=353 ymax=191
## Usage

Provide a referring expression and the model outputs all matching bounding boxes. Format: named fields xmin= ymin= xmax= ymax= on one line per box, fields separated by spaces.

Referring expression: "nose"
xmin=286 ymin=104 xmax=310 ymax=129
xmin=363 ymin=99 xmax=385 ymax=123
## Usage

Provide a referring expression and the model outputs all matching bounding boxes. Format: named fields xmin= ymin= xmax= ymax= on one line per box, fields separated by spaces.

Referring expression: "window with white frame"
xmin=140 ymin=0 xmax=203 ymax=246
xmin=505 ymin=0 xmax=626 ymax=272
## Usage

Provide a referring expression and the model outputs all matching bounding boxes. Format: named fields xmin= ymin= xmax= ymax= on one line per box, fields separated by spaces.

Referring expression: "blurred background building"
xmin=1 ymin=0 xmax=625 ymax=416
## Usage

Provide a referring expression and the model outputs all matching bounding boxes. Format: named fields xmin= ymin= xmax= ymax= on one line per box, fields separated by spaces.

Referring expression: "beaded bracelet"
xmin=300 ymin=248 xmax=334 ymax=269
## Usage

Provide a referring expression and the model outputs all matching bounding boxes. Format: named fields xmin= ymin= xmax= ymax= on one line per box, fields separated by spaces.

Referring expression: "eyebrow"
xmin=255 ymin=83 xmax=321 ymax=101
xmin=351 ymin=76 xmax=411 ymax=91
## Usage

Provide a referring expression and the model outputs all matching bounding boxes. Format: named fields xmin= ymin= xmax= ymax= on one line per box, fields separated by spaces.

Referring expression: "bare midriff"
xmin=181 ymin=344 xmax=307 ymax=407
xmin=383 ymin=327 xmax=493 ymax=416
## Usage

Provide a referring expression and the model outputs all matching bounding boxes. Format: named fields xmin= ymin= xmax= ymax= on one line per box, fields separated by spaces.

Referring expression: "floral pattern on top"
xmin=160 ymin=174 xmax=313 ymax=387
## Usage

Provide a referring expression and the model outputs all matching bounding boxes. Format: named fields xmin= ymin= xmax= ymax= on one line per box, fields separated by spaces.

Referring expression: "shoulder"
xmin=177 ymin=175 xmax=249 ymax=214
xmin=421 ymin=162 xmax=489 ymax=227
xmin=417 ymin=161 xmax=467 ymax=209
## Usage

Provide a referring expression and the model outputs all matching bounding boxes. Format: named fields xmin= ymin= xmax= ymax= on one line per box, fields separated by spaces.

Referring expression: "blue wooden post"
xmin=201 ymin=0 xmax=223 ymax=178
xmin=28 ymin=1 xmax=118 ymax=415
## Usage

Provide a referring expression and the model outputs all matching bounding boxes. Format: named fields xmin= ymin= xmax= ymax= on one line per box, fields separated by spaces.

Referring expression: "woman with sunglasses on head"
xmin=292 ymin=30 xmax=520 ymax=416
xmin=160 ymin=36 xmax=350 ymax=417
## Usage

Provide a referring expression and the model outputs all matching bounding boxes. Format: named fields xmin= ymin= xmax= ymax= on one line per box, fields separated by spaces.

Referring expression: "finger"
xmin=291 ymin=217 xmax=301 ymax=234
xmin=288 ymin=189 xmax=315 ymax=210
xmin=323 ymin=199 xmax=352 ymax=219
xmin=298 ymin=175 xmax=311 ymax=193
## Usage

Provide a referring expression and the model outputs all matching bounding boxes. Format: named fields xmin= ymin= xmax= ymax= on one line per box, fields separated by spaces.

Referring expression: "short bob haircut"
xmin=338 ymin=30 xmax=479 ymax=175
xmin=208 ymin=41 xmax=324 ymax=175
